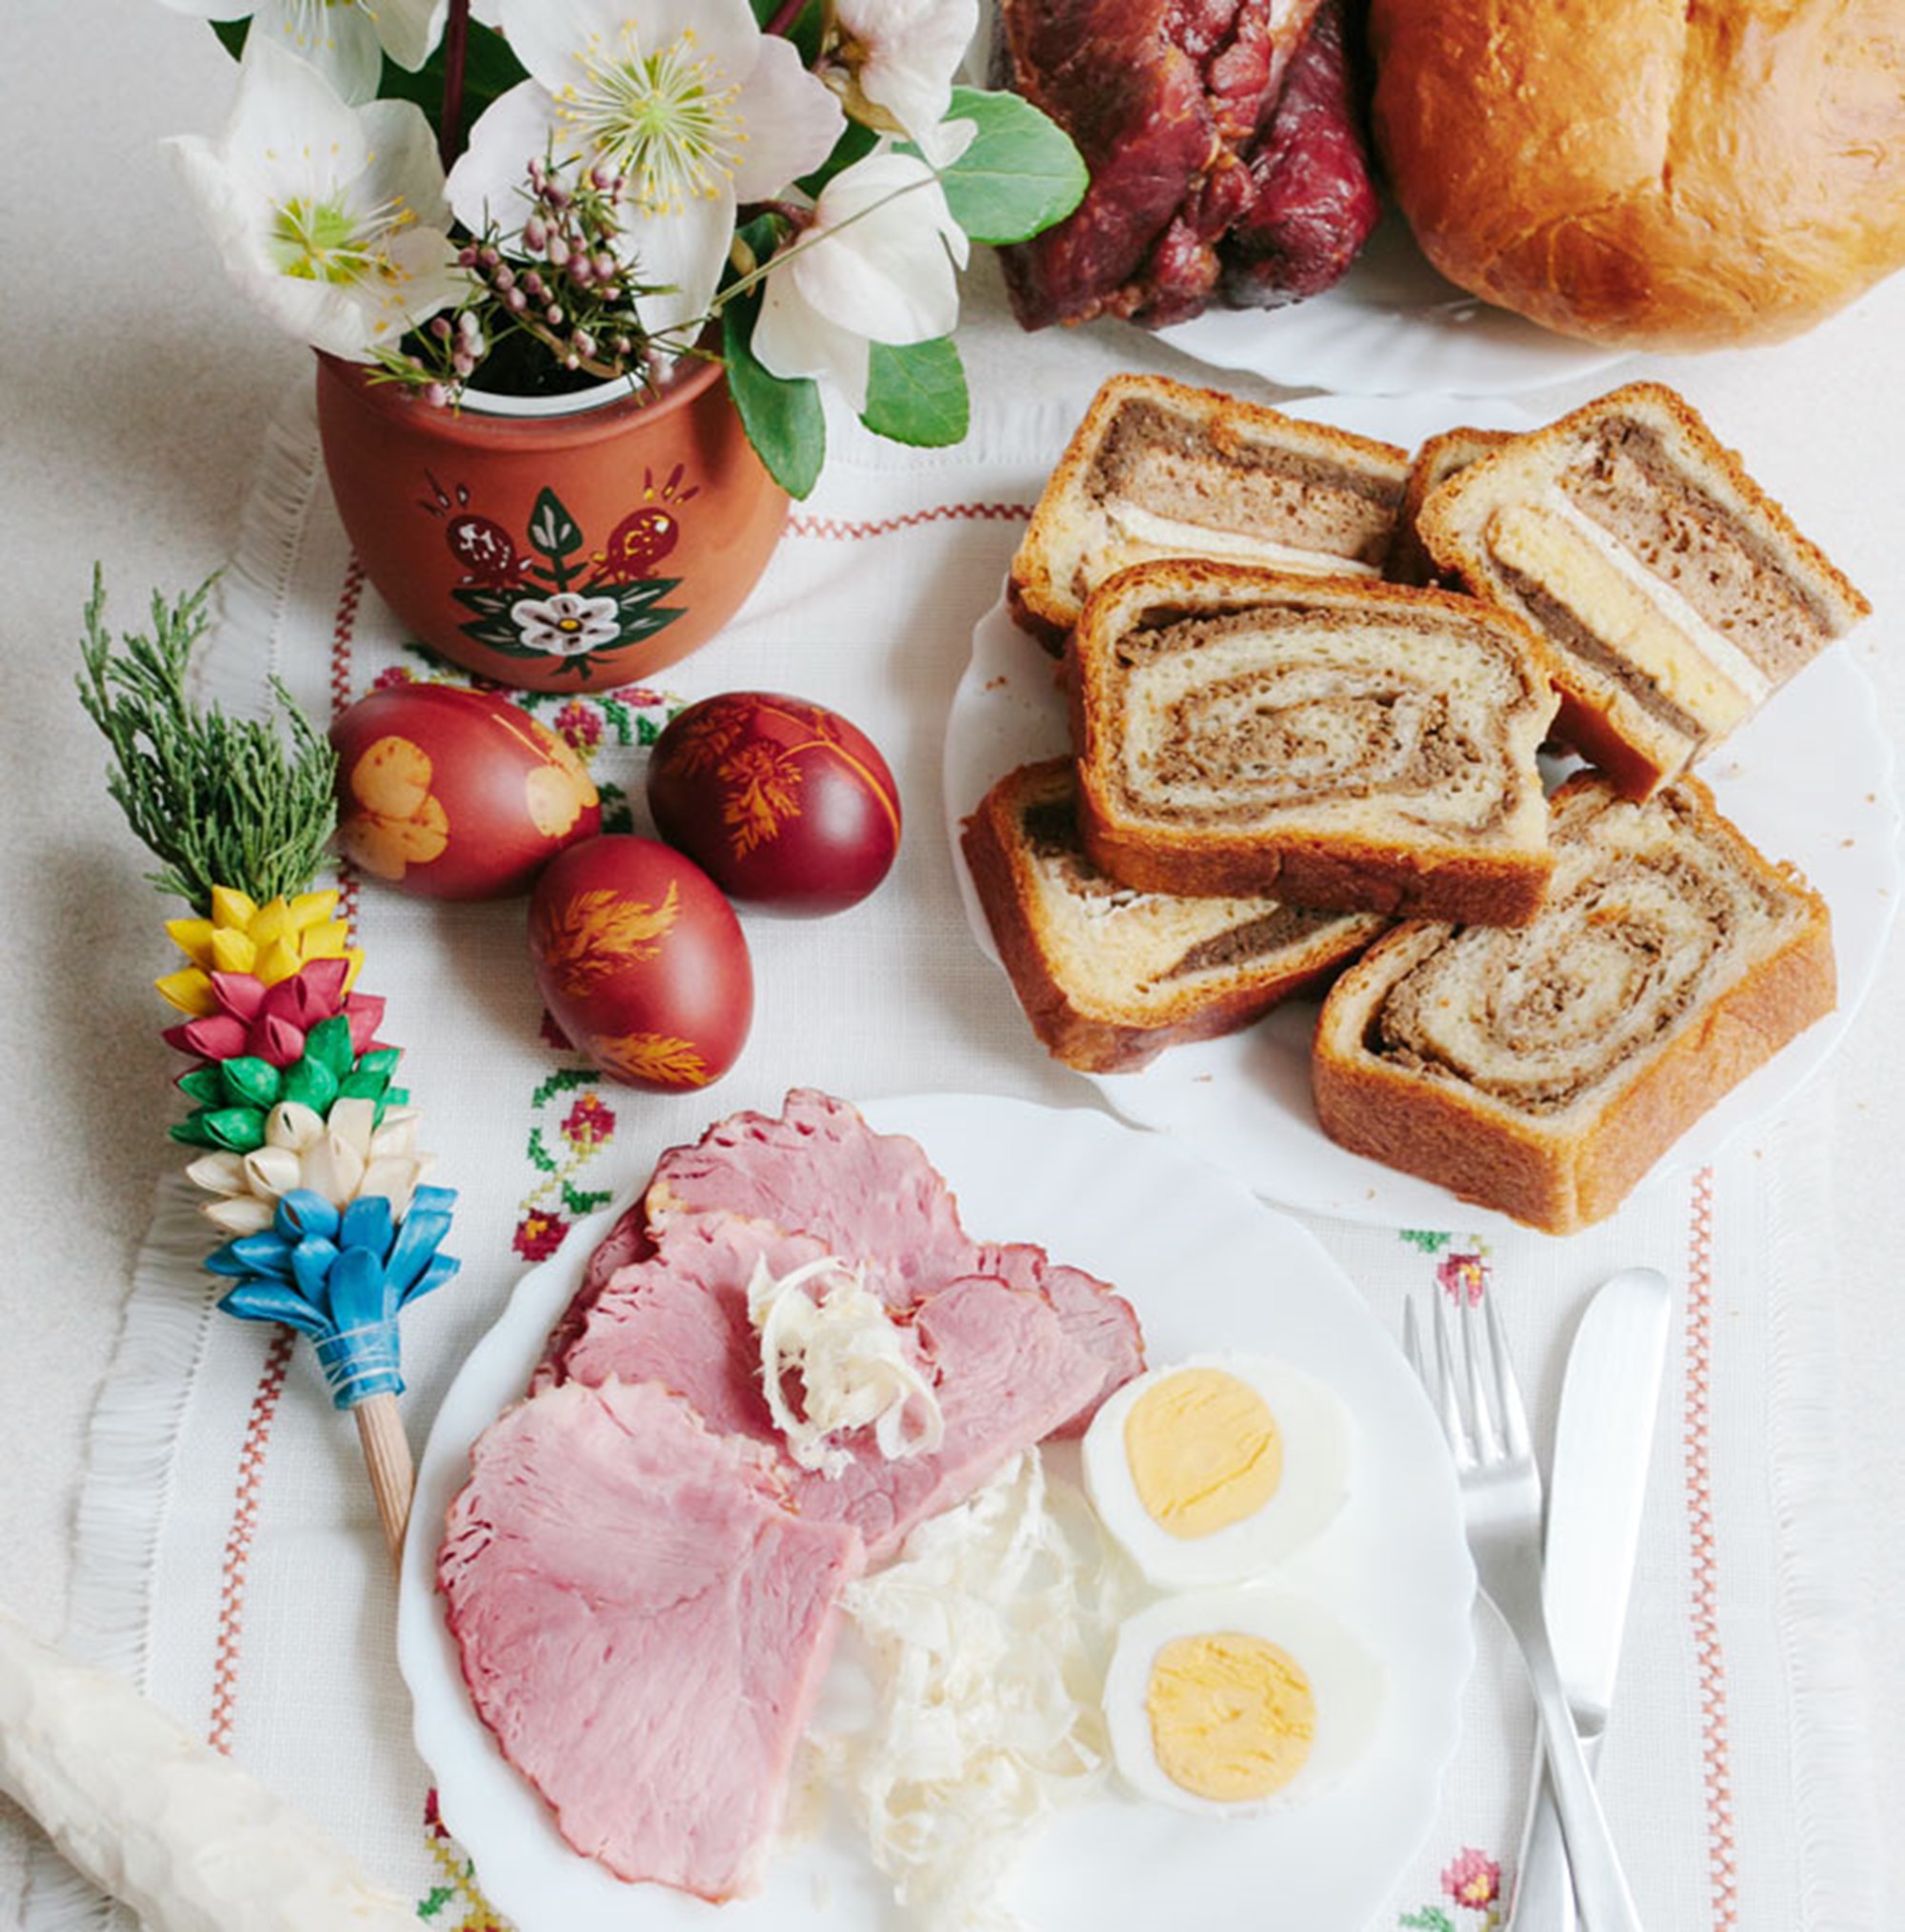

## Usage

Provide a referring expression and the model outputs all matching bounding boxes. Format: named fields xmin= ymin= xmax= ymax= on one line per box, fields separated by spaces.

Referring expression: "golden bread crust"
xmin=961 ymin=758 xmax=1383 ymax=1073
xmin=1311 ymin=773 xmax=1837 ymax=1233
xmin=1067 ymin=560 xmax=1561 ymax=923
xmin=1010 ymin=372 xmax=1410 ymax=651
xmin=1368 ymin=0 xmax=1905 ymax=350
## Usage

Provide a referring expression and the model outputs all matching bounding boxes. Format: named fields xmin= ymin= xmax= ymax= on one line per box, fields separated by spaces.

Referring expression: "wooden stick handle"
xmin=354 ymin=1393 xmax=414 ymax=1574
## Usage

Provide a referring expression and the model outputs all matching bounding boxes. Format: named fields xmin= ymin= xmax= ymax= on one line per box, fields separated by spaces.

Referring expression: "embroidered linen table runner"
xmin=22 ymin=383 xmax=1876 ymax=1932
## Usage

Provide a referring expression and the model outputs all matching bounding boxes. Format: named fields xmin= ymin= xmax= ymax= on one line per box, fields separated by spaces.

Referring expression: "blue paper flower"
xmin=206 ymin=1185 xmax=459 ymax=1408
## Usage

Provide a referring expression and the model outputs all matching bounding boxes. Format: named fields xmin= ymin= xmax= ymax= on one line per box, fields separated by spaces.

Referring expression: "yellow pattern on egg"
xmin=1125 ymin=1368 xmax=1284 ymax=1540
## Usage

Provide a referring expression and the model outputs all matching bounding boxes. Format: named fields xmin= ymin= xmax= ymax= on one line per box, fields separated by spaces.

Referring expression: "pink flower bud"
xmin=523 ymin=215 xmax=548 ymax=252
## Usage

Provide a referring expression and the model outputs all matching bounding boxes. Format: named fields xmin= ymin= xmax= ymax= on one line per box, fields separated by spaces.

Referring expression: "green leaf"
xmin=930 ymin=88 xmax=1089 ymax=246
xmin=211 ymin=20 xmax=248 ymax=59
xmin=720 ymin=267 xmax=826 ymax=501
xmin=861 ymin=338 xmax=970 ymax=448
xmin=528 ymin=489 xmax=584 ymax=560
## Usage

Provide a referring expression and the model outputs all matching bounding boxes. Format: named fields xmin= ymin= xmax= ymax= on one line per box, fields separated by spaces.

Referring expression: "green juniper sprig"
xmin=75 ymin=568 xmax=339 ymax=914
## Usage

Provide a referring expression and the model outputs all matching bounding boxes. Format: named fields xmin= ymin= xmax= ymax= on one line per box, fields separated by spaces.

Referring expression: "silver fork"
xmin=1405 ymin=1287 xmax=1646 ymax=1932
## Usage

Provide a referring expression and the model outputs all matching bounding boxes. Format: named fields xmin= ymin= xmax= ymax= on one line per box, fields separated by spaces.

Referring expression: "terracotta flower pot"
xmin=313 ymin=352 xmax=790 ymax=693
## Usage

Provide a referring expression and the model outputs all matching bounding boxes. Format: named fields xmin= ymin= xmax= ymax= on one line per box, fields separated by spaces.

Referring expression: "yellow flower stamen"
xmin=553 ymin=22 xmax=745 ymax=217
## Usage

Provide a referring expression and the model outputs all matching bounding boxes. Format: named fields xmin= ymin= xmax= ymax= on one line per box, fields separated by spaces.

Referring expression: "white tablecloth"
xmin=5 ymin=8 xmax=1905 ymax=1927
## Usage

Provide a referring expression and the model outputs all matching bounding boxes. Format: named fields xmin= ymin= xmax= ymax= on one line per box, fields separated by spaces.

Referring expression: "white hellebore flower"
xmin=511 ymin=592 xmax=622 ymax=656
xmin=832 ymin=0 xmax=979 ymax=164
xmin=168 ymin=41 xmax=465 ymax=360
xmin=186 ymin=1099 xmax=436 ymax=1237
xmin=752 ymin=151 xmax=969 ymax=414
xmin=155 ymin=0 xmax=450 ymax=106
xmin=451 ymin=0 xmax=845 ymax=342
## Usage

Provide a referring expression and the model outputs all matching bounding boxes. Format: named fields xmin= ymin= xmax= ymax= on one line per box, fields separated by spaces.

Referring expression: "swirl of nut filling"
xmin=1019 ymin=795 xmax=1360 ymax=994
xmin=1111 ymin=606 xmax=1542 ymax=834
xmin=1367 ymin=788 xmax=1799 ymax=1114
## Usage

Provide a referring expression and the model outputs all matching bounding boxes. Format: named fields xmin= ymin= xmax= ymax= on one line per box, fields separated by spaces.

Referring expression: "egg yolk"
xmin=1123 ymin=1368 xmax=1282 ymax=1540
xmin=1145 ymin=1632 xmax=1316 ymax=1803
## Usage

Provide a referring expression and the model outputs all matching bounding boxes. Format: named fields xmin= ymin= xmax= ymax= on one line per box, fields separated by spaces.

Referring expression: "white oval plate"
xmin=398 ymin=1093 xmax=1475 ymax=1932
xmin=1154 ymin=214 xmax=1633 ymax=398
xmin=942 ymin=395 xmax=1902 ymax=1236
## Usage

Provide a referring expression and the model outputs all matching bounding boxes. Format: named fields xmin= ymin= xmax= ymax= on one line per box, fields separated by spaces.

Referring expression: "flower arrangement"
xmin=159 ymin=0 xmax=1088 ymax=495
xmin=77 ymin=573 xmax=457 ymax=1562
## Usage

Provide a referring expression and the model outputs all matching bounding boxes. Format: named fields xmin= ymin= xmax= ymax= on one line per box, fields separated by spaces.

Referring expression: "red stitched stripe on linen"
xmin=1684 ymin=1165 xmax=1737 ymax=1925
xmin=207 ymin=1330 xmax=296 ymax=1754
xmin=787 ymin=502 xmax=1034 ymax=541
xmin=331 ymin=558 xmax=366 ymax=935
xmin=205 ymin=557 xmax=365 ymax=1755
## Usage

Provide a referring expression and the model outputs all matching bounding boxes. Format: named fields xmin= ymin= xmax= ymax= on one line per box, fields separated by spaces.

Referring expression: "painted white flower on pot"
xmin=155 ymin=0 xmax=450 ymax=105
xmin=450 ymin=0 xmax=845 ymax=343
xmin=752 ymin=151 xmax=968 ymax=413
xmin=511 ymin=592 xmax=623 ymax=655
xmin=832 ymin=0 xmax=978 ymax=163
xmin=186 ymin=1099 xmax=435 ymax=1236
xmin=168 ymin=41 xmax=465 ymax=359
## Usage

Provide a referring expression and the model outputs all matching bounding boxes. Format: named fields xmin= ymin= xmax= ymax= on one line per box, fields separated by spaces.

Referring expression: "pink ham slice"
xmin=549 ymin=1214 xmax=1108 ymax=1562
xmin=642 ymin=1089 xmax=1144 ymax=1428
xmin=438 ymin=1379 xmax=864 ymax=1901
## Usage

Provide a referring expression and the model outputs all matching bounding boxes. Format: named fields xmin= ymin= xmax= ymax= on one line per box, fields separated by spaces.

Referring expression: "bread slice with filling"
xmin=1010 ymin=373 xmax=1411 ymax=652
xmin=962 ymin=758 xmax=1388 ymax=1073
xmin=1385 ymin=427 xmax=1514 ymax=587
xmin=1417 ymin=382 xmax=1869 ymax=798
xmin=1311 ymin=771 xmax=1835 ymax=1234
xmin=1069 ymin=560 xmax=1561 ymax=923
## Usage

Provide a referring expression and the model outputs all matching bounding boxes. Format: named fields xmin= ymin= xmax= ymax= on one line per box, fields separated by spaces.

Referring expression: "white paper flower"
xmin=832 ymin=0 xmax=978 ymax=163
xmin=450 ymin=0 xmax=845 ymax=342
xmin=752 ymin=150 xmax=969 ymax=413
xmin=167 ymin=41 xmax=465 ymax=359
xmin=187 ymin=1099 xmax=435 ymax=1235
xmin=155 ymin=0 xmax=450 ymax=104
xmin=511 ymin=592 xmax=622 ymax=655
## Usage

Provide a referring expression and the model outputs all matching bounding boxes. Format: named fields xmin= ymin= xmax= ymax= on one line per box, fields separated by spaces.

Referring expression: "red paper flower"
xmin=161 ymin=956 xmax=387 ymax=1067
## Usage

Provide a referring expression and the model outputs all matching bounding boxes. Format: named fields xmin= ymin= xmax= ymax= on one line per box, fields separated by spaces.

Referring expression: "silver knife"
xmin=1507 ymin=1266 xmax=1672 ymax=1932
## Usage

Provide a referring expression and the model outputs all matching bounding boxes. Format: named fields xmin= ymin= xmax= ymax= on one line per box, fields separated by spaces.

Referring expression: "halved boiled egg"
xmin=1082 ymin=1354 xmax=1352 ymax=1589
xmin=1104 ymin=1591 xmax=1384 ymax=1817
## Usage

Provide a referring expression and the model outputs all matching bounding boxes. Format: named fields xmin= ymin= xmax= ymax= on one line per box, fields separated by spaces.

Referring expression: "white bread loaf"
xmin=1369 ymin=0 xmax=1905 ymax=350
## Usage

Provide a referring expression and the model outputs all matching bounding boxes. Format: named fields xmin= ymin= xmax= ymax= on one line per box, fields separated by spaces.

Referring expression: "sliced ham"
xmin=643 ymin=1089 xmax=1144 ymax=1427
xmin=438 ymin=1379 xmax=864 ymax=1902
xmin=548 ymin=1215 xmax=1109 ymax=1562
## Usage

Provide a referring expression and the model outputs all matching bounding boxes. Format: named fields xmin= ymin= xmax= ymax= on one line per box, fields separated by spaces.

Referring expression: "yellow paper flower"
xmin=156 ymin=886 xmax=364 ymax=1014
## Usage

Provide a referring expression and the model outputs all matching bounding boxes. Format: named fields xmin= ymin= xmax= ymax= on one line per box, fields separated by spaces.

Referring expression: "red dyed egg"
xmin=331 ymin=683 xmax=601 ymax=900
xmin=647 ymin=692 xmax=902 ymax=914
xmin=528 ymin=835 xmax=752 ymax=1090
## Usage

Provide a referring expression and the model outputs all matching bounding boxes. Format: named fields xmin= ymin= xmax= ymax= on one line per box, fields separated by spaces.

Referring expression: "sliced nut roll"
xmin=1312 ymin=773 xmax=1836 ymax=1234
xmin=1010 ymin=373 xmax=1410 ymax=652
xmin=1069 ymin=560 xmax=1560 ymax=924
xmin=962 ymin=758 xmax=1388 ymax=1073
xmin=1417 ymin=381 xmax=1869 ymax=797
